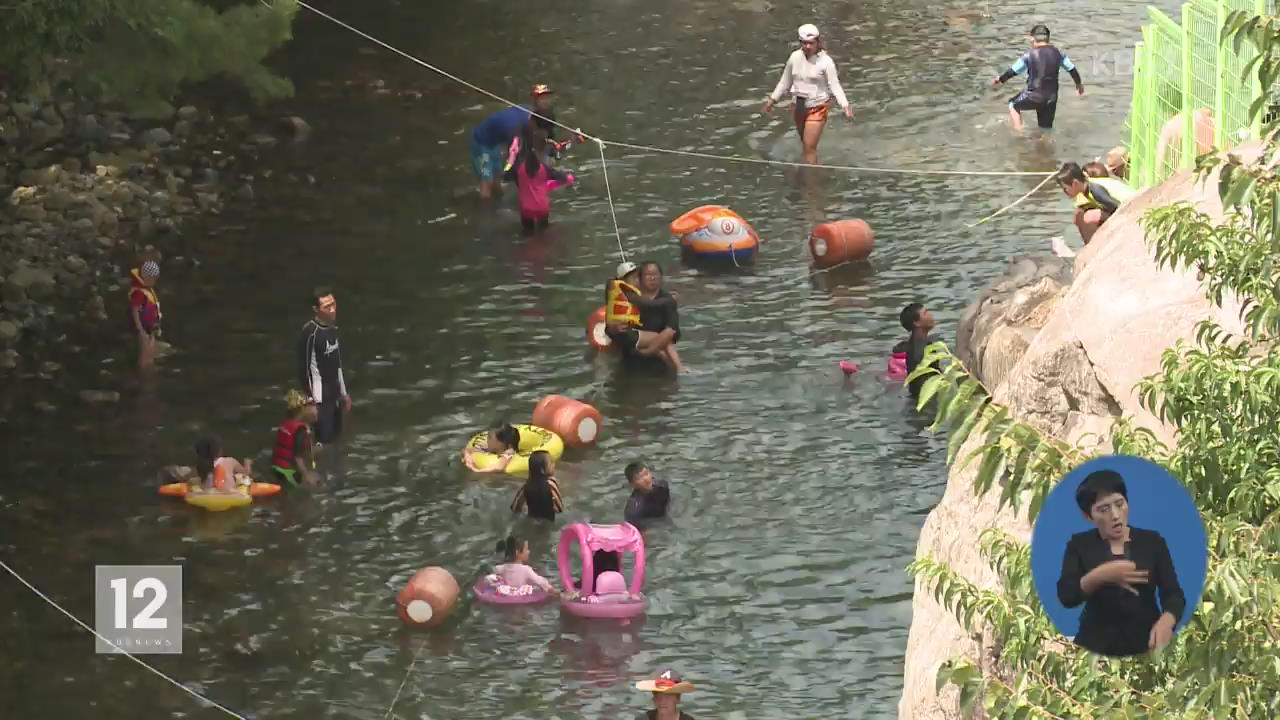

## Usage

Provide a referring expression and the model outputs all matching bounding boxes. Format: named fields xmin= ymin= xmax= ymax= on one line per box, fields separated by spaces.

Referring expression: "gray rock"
xmin=97 ymin=236 xmax=116 ymax=249
xmin=279 ymin=115 xmax=312 ymax=141
xmin=64 ymin=255 xmax=89 ymax=274
xmin=17 ymin=166 xmax=59 ymax=187
xmin=61 ymin=157 xmax=82 ymax=174
xmin=105 ymin=132 xmax=132 ymax=148
xmin=11 ymin=102 xmax=34 ymax=121
xmin=79 ymin=389 xmax=121 ymax=405
xmin=195 ymin=192 xmax=219 ymax=211
xmin=249 ymin=133 xmax=277 ymax=148
xmin=176 ymin=105 xmax=198 ymax=121
xmin=234 ymin=183 xmax=254 ymax=201
xmin=139 ymin=127 xmax=172 ymax=148
xmin=111 ymin=185 xmax=133 ymax=205
xmin=43 ymin=188 xmax=73 ymax=210
xmin=173 ymin=119 xmax=192 ymax=137
xmin=27 ymin=120 xmax=64 ymax=146
xmin=72 ymin=217 xmax=97 ymax=237
xmin=92 ymin=206 xmax=118 ymax=231
xmin=0 ymin=349 xmax=18 ymax=370
xmin=76 ymin=114 xmax=100 ymax=141
xmin=7 ymin=266 xmax=56 ymax=300
xmin=37 ymin=103 xmax=60 ymax=124
xmin=15 ymin=204 xmax=47 ymax=222
xmin=0 ymin=320 xmax=18 ymax=344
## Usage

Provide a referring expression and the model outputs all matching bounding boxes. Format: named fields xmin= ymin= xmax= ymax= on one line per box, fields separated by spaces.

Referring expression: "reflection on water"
xmin=1 ymin=0 xmax=1164 ymax=717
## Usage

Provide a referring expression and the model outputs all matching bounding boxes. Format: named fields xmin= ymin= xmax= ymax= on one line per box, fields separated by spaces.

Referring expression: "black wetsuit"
xmin=897 ymin=332 xmax=939 ymax=398
xmin=1057 ymin=527 xmax=1185 ymax=657
xmin=624 ymin=478 xmax=671 ymax=527
xmin=1082 ymin=181 xmax=1122 ymax=215
xmin=639 ymin=289 xmax=680 ymax=343
xmin=998 ymin=45 xmax=1083 ymax=129
xmin=297 ymin=319 xmax=348 ymax=444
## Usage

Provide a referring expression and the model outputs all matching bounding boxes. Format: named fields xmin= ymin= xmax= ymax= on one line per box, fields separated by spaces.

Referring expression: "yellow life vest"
xmin=1074 ymin=176 xmax=1136 ymax=209
xmin=605 ymin=280 xmax=642 ymax=327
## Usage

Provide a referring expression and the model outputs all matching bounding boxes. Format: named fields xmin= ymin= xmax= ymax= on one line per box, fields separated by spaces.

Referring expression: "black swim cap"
xmin=1030 ymin=24 xmax=1050 ymax=39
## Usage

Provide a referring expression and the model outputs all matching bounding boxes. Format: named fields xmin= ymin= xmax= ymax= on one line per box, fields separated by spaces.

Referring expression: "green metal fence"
xmin=1127 ymin=0 xmax=1274 ymax=189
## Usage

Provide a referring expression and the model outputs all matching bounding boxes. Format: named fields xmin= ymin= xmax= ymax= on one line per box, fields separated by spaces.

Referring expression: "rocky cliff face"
xmin=898 ymin=150 xmax=1255 ymax=719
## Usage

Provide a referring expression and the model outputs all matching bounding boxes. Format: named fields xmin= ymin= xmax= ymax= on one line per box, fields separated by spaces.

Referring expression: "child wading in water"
xmin=464 ymin=420 xmax=521 ymax=473
xmin=192 ymin=435 xmax=252 ymax=494
xmin=493 ymin=535 xmax=556 ymax=592
xmin=504 ymin=121 xmax=575 ymax=235
xmin=128 ymin=258 xmax=162 ymax=369
xmin=271 ymin=390 xmax=321 ymax=488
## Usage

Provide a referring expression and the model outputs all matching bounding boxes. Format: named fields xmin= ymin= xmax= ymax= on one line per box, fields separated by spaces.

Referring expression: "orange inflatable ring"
xmin=809 ymin=219 xmax=874 ymax=267
xmin=395 ymin=567 xmax=460 ymax=629
xmin=585 ymin=305 xmax=613 ymax=351
xmin=670 ymin=205 xmax=760 ymax=262
xmin=532 ymin=394 xmax=603 ymax=448
xmin=159 ymin=482 xmax=282 ymax=498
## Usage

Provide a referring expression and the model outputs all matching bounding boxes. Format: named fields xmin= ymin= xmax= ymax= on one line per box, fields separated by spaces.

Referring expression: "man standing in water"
xmin=470 ymin=84 xmax=557 ymax=200
xmin=992 ymin=24 xmax=1084 ymax=132
xmin=297 ymin=287 xmax=351 ymax=445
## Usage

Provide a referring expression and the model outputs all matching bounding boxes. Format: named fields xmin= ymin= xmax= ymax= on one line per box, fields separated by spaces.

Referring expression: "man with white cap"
xmin=634 ymin=668 xmax=698 ymax=720
xmin=763 ymin=23 xmax=853 ymax=164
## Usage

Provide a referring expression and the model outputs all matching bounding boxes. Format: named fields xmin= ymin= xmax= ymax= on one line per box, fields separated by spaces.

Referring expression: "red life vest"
xmin=272 ymin=418 xmax=309 ymax=471
xmin=128 ymin=268 xmax=162 ymax=333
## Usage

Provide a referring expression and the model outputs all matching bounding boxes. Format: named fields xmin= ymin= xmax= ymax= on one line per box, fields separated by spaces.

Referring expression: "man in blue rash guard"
xmin=471 ymin=84 xmax=556 ymax=199
xmin=991 ymin=24 xmax=1084 ymax=131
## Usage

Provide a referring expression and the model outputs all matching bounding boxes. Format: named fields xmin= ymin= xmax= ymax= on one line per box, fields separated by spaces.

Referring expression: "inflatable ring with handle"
xmin=464 ymin=424 xmax=565 ymax=475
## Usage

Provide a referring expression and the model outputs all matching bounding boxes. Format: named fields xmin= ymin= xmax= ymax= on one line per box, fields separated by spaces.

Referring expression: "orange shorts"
xmin=795 ymin=102 xmax=829 ymax=123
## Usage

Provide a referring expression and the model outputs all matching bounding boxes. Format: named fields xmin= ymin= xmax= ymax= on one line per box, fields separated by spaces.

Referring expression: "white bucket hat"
xmin=616 ymin=261 xmax=639 ymax=279
xmin=798 ymin=24 xmax=820 ymax=41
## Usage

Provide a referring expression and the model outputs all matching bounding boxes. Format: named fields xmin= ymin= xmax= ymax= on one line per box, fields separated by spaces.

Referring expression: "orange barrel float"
xmin=585 ymin=305 xmax=613 ymax=351
xmin=809 ymin=219 xmax=875 ymax=267
xmin=532 ymin=395 xmax=603 ymax=448
xmin=671 ymin=205 xmax=760 ymax=262
xmin=395 ymin=567 xmax=460 ymax=629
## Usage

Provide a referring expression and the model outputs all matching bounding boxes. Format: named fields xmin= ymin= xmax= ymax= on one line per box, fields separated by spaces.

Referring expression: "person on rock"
xmin=1056 ymin=469 xmax=1185 ymax=656
xmin=128 ymin=259 xmax=162 ymax=369
xmin=297 ymin=287 xmax=352 ymax=446
xmin=271 ymin=389 xmax=321 ymax=488
xmin=895 ymin=303 xmax=940 ymax=399
xmin=1055 ymin=162 xmax=1131 ymax=248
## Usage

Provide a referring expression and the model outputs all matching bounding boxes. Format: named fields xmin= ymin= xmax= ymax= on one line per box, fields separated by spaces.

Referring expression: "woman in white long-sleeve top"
xmin=762 ymin=23 xmax=853 ymax=165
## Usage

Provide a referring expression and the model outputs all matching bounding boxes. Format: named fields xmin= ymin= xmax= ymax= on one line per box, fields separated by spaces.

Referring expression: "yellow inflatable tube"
xmin=185 ymin=490 xmax=252 ymax=512
xmin=464 ymin=424 xmax=565 ymax=475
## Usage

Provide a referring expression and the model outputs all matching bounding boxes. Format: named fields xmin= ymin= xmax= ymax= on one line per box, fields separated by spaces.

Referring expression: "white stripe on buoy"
xmin=406 ymin=599 xmax=433 ymax=624
xmin=812 ymin=237 xmax=828 ymax=257
xmin=592 ymin=322 xmax=611 ymax=346
xmin=577 ymin=417 xmax=599 ymax=443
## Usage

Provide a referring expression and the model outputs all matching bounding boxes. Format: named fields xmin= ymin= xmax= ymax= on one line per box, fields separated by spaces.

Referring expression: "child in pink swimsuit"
xmin=504 ymin=123 xmax=574 ymax=235
xmin=492 ymin=535 xmax=555 ymax=592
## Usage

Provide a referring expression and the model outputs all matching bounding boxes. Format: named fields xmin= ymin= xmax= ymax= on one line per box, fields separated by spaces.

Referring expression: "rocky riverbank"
xmin=0 ymin=87 xmax=310 ymax=382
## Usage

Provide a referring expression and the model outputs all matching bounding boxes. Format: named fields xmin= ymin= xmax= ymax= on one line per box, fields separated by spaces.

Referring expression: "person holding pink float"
xmin=504 ymin=121 xmax=575 ymax=235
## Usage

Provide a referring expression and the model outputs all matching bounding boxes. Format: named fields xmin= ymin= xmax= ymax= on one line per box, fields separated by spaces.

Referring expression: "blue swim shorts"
xmin=470 ymin=140 xmax=507 ymax=182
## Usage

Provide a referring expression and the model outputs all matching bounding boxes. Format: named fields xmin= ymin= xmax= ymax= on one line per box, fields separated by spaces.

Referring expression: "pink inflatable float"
xmin=473 ymin=575 xmax=553 ymax=606
xmin=557 ymin=523 xmax=648 ymax=619
xmin=887 ymin=351 xmax=908 ymax=380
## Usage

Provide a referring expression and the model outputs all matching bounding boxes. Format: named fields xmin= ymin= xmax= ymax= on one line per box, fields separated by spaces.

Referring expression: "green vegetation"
xmin=0 ymin=0 xmax=298 ymax=115
xmin=904 ymin=12 xmax=1280 ymax=718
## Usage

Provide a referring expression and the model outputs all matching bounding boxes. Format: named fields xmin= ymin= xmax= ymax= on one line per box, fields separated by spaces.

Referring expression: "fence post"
xmin=1215 ymin=0 xmax=1227 ymax=149
xmin=1182 ymin=2 xmax=1195 ymax=169
xmin=1131 ymin=41 xmax=1144 ymax=187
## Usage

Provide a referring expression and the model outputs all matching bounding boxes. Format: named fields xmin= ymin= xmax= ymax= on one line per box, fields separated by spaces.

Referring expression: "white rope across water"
xmin=595 ymin=139 xmax=628 ymax=262
xmin=0 ymin=559 xmax=250 ymax=720
xmin=382 ymin=638 xmax=428 ymax=720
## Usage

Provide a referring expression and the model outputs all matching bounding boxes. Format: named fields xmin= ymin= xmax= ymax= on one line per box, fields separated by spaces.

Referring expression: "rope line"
xmin=595 ymin=140 xmax=627 ymax=261
xmin=290 ymin=0 xmax=1055 ymax=179
xmin=382 ymin=637 xmax=429 ymax=720
xmin=0 ymin=559 xmax=250 ymax=720
xmin=966 ymin=172 xmax=1058 ymax=228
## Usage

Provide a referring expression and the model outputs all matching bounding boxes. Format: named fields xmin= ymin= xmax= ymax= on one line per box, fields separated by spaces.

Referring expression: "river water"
xmin=2 ymin=0 xmax=1169 ymax=717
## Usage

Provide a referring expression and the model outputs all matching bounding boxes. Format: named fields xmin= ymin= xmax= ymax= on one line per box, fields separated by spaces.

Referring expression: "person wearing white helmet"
xmin=603 ymin=261 xmax=683 ymax=372
xmin=763 ymin=23 xmax=853 ymax=165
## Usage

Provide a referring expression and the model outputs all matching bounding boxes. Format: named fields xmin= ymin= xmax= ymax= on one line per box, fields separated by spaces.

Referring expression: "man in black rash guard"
xmin=297 ymin=287 xmax=351 ymax=445
xmin=623 ymin=461 xmax=671 ymax=528
xmin=992 ymin=24 xmax=1084 ymax=131
xmin=895 ymin=302 xmax=940 ymax=399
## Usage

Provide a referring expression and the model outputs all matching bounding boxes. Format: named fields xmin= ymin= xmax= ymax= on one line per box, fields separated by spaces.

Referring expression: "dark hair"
xmin=1075 ymin=470 xmax=1128 ymax=514
xmin=311 ymin=286 xmax=334 ymax=308
xmin=491 ymin=420 xmax=520 ymax=451
xmin=515 ymin=121 xmax=548 ymax=177
xmin=900 ymin=303 xmax=924 ymax=332
xmin=496 ymin=534 xmax=528 ymax=561
xmin=1056 ymin=162 xmax=1087 ymax=186
xmin=624 ymin=460 xmax=649 ymax=483
xmin=1030 ymin=24 xmax=1050 ymax=40
xmin=638 ymin=261 xmax=664 ymax=280
xmin=1082 ymin=161 xmax=1109 ymax=178
xmin=194 ymin=435 xmax=222 ymax=481
xmin=523 ymin=450 xmax=555 ymax=513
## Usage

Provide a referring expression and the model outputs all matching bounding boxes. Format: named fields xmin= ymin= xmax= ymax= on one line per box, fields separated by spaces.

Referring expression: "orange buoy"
xmin=809 ymin=219 xmax=874 ymax=267
xmin=532 ymin=395 xmax=603 ymax=448
xmin=395 ymin=567 xmax=460 ymax=629
xmin=585 ymin=305 xmax=613 ymax=351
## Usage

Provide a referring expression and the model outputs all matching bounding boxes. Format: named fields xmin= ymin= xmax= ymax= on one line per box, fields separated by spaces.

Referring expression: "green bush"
xmin=904 ymin=13 xmax=1280 ymax=718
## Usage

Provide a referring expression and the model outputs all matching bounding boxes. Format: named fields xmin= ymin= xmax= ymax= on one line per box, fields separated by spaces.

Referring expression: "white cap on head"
xmin=798 ymin=24 xmax=820 ymax=41
xmin=616 ymin=261 xmax=638 ymax=279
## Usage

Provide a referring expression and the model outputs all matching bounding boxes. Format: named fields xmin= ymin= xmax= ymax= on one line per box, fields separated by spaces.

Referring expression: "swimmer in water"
xmin=510 ymin=450 xmax=564 ymax=521
xmin=464 ymin=420 xmax=521 ymax=473
xmin=763 ymin=23 xmax=853 ymax=165
xmin=193 ymin=435 xmax=252 ymax=494
xmin=897 ymin=303 xmax=940 ymax=399
xmin=493 ymin=534 xmax=556 ymax=593
xmin=992 ymin=24 xmax=1084 ymax=132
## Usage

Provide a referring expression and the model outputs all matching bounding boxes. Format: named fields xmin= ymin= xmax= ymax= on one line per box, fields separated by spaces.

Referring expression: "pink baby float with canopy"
xmin=558 ymin=522 xmax=648 ymax=619
xmin=473 ymin=575 xmax=553 ymax=605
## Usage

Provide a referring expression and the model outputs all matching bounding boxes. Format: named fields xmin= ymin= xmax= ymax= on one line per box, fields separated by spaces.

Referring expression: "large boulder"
xmin=5 ymin=266 xmax=57 ymax=302
xmin=899 ymin=145 xmax=1259 ymax=720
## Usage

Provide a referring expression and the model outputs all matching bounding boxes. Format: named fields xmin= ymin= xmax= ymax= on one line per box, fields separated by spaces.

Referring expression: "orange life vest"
xmin=605 ymin=280 xmax=642 ymax=327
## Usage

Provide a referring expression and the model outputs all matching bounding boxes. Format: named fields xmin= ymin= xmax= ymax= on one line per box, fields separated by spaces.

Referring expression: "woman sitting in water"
xmin=464 ymin=421 xmax=520 ymax=473
xmin=192 ymin=435 xmax=252 ymax=495
xmin=636 ymin=261 xmax=685 ymax=372
xmin=510 ymin=450 xmax=564 ymax=521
